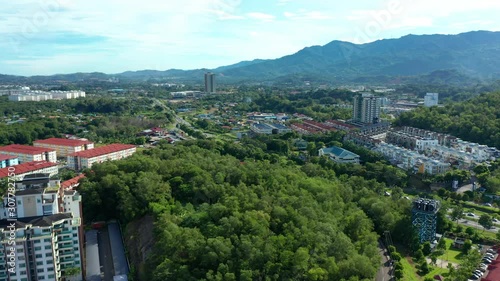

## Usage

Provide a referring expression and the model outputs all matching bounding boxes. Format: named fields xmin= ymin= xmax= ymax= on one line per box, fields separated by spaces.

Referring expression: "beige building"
xmin=34 ymin=138 xmax=94 ymax=158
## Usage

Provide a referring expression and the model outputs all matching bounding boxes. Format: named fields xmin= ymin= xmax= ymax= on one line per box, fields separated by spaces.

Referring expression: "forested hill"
xmin=80 ymin=143 xmax=414 ymax=281
xmin=395 ymin=91 xmax=500 ymax=148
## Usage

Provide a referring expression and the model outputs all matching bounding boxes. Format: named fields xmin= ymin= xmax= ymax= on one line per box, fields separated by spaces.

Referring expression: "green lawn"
xmin=400 ymin=256 xmax=421 ymax=281
xmin=437 ymin=238 xmax=464 ymax=264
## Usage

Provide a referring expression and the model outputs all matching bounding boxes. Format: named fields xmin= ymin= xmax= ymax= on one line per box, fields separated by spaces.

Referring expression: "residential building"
xmin=352 ymin=93 xmax=381 ymax=124
xmin=0 ymin=144 xmax=57 ymax=163
xmin=0 ymin=174 xmax=84 ymax=281
xmin=0 ymin=161 xmax=59 ymax=180
xmin=0 ymin=154 xmax=18 ymax=168
xmin=67 ymin=144 xmax=136 ymax=170
xmin=324 ymin=120 xmax=357 ymax=131
xmin=7 ymin=90 xmax=85 ymax=102
xmin=250 ymin=123 xmax=292 ymax=135
xmin=319 ymin=146 xmax=360 ymax=164
xmin=204 ymin=72 xmax=216 ymax=93
xmin=34 ymin=138 xmax=94 ymax=158
xmin=424 ymin=93 xmax=439 ymax=107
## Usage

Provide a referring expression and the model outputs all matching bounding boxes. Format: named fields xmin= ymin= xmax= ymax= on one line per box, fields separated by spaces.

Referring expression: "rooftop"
xmin=34 ymin=137 xmax=93 ymax=146
xmin=0 ymin=154 xmax=17 ymax=161
xmin=0 ymin=144 xmax=55 ymax=155
xmin=0 ymin=213 xmax=73 ymax=229
xmin=0 ymin=161 xmax=58 ymax=178
xmin=61 ymin=174 xmax=86 ymax=189
xmin=68 ymin=144 xmax=136 ymax=158
xmin=321 ymin=146 xmax=359 ymax=159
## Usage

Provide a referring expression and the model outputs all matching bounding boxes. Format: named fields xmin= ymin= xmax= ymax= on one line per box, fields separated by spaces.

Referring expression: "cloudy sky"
xmin=1 ymin=0 xmax=499 ymax=75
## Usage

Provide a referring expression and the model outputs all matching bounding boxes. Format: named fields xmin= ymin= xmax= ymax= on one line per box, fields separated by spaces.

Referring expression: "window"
xmin=73 ymin=233 xmax=77 ymax=237
xmin=47 ymin=275 xmax=54 ymax=279
xmin=35 ymin=254 xmax=42 ymax=258
xmin=34 ymin=240 xmax=41 ymax=244
xmin=45 ymin=253 xmax=51 ymax=257
xmin=47 ymin=267 xmax=54 ymax=272
xmin=34 ymin=247 xmax=41 ymax=251
xmin=44 ymin=239 xmax=51 ymax=242
xmin=37 ymin=268 xmax=44 ymax=273
xmin=16 ymin=249 xmax=23 ymax=253
xmin=45 ymin=246 xmax=51 ymax=250
xmin=46 ymin=260 xmax=53 ymax=264
xmin=36 ymin=261 xmax=43 ymax=265
xmin=37 ymin=276 xmax=45 ymax=280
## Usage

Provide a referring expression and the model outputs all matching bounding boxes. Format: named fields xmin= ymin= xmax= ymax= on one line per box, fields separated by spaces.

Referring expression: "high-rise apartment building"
xmin=424 ymin=93 xmax=439 ymax=107
xmin=204 ymin=72 xmax=216 ymax=93
xmin=0 ymin=174 xmax=84 ymax=281
xmin=352 ymin=93 xmax=381 ymax=124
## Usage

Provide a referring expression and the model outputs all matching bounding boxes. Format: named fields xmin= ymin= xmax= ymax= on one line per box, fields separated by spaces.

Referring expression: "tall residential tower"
xmin=352 ymin=93 xmax=381 ymax=124
xmin=204 ymin=72 xmax=216 ymax=93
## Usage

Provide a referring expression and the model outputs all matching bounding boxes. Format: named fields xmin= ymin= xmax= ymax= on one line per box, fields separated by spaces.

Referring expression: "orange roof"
xmin=34 ymin=138 xmax=93 ymax=147
xmin=68 ymin=144 xmax=136 ymax=158
xmin=0 ymin=161 xmax=58 ymax=178
xmin=61 ymin=174 xmax=86 ymax=189
xmin=0 ymin=154 xmax=18 ymax=161
xmin=0 ymin=144 xmax=55 ymax=155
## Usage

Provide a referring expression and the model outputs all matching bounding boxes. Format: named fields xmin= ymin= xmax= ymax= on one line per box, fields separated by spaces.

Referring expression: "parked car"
xmin=467 ymin=212 xmax=476 ymax=217
xmin=487 ymin=249 xmax=497 ymax=254
xmin=484 ymin=203 xmax=493 ymax=207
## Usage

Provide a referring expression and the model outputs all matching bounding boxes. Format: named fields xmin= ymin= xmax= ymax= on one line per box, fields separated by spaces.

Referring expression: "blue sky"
xmin=1 ymin=0 xmax=499 ymax=76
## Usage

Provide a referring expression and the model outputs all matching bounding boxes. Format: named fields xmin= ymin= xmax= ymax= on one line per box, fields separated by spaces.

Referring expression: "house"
xmin=319 ymin=146 xmax=360 ymax=164
xmin=0 ymin=154 xmax=19 ymax=168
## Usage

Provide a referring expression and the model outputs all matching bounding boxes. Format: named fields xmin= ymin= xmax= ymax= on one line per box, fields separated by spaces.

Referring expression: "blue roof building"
xmin=319 ymin=146 xmax=360 ymax=164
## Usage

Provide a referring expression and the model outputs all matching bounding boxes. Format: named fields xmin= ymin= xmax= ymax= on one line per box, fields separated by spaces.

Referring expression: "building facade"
xmin=67 ymin=144 xmax=136 ymax=170
xmin=424 ymin=93 xmax=439 ymax=107
xmin=34 ymin=138 xmax=94 ymax=158
xmin=0 ymin=145 xmax=57 ymax=164
xmin=204 ymin=72 xmax=216 ymax=93
xmin=0 ymin=161 xmax=59 ymax=180
xmin=0 ymin=155 xmax=19 ymax=168
xmin=0 ymin=175 xmax=84 ymax=281
xmin=352 ymin=93 xmax=381 ymax=124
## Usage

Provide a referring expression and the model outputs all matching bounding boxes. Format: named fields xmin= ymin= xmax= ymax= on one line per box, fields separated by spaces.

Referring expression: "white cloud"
xmin=284 ymin=11 xmax=333 ymax=20
xmin=247 ymin=12 xmax=276 ymax=21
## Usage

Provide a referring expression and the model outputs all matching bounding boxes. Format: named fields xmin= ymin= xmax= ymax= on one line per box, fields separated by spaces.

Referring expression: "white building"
xmin=8 ymin=90 xmax=85 ymax=102
xmin=0 ymin=161 xmax=59 ymax=181
xmin=0 ymin=144 xmax=57 ymax=163
xmin=67 ymin=144 xmax=136 ymax=170
xmin=353 ymin=93 xmax=381 ymax=124
xmin=0 ymin=174 xmax=83 ymax=281
xmin=415 ymin=138 xmax=438 ymax=152
xmin=424 ymin=93 xmax=439 ymax=107
xmin=34 ymin=138 xmax=94 ymax=158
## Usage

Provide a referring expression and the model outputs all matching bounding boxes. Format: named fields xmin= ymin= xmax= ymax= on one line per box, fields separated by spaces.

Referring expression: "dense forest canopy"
xmin=395 ymin=92 xmax=500 ymax=148
xmin=80 ymin=143 xmax=416 ymax=281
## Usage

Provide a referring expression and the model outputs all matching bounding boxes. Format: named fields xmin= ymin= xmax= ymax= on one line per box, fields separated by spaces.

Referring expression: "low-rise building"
xmin=0 ymin=154 xmax=19 ymax=168
xmin=250 ymin=123 xmax=291 ymax=135
xmin=0 ymin=161 xmax=59 ymax=180
xmin=67 ymin=144 xmax=136 ymax=170
xmin=0 ymin=144 xmax=57 ymax=163
xmin=34 ymin=138 xmax=94 ymax=158
xmin=319 ymin=146 xmax=360 ymax=164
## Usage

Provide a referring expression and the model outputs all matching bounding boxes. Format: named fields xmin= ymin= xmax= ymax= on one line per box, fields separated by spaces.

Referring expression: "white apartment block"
xmin=67 ymin=144 xmax=136 ymax=170
xmin=0 ymin=145 xmax=57 ymax=164
xmin=424 ymin=93 xmax=439 ymax=107
xmin=415 ymin=138 xmax=439 ymax=152
xmin=8 ymin=90 xmax=85 ymax=102
xmin=0 ymin=175 xmax=84 ymax=281
xmin=34 ymin=138 xmax=94 ymax=158
xmin=0 ymin=161 xmax=59 ymax=181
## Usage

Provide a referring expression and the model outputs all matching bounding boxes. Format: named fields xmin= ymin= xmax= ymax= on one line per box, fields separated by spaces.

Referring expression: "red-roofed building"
xmin=0 ymin=161 xmax=58 ymax=180
xmin=0 ymin=154 xmax=19 ymax=168
xmin=61 ymin=174 xmax=86 ymax=190
xmin=0 ymin=144 xmax=57 ymax=163
xmin=67 ymin=144 xmax=136 ymax=170
xmin=34 ymin=137 xmax=94 ymax=158
xmin=325 ymin=120 xmax=357 ymax=131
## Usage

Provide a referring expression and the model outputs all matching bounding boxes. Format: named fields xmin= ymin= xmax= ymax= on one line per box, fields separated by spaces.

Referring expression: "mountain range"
xmin=2 ymin=31 xmax=500 ymax=85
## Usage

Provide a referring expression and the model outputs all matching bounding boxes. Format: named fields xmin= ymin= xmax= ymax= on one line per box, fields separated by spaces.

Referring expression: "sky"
xmin=1 ymin=0 xmax=500 ymax=76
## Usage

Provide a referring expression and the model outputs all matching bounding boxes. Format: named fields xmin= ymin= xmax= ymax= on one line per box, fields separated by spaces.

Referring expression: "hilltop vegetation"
xmin=80 ymin=142 xmax=416 ymax=281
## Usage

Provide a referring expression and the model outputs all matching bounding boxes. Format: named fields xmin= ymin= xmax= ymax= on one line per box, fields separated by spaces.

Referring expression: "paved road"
xmin=375 ymin=240 xmax=393 ymax=281
xmin=98 ymin=227 xmax=114 ymax=281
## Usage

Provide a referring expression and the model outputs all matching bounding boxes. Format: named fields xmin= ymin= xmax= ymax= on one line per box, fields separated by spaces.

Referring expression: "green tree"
xmin=479 ymin=214 xmax=493 ymax=232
